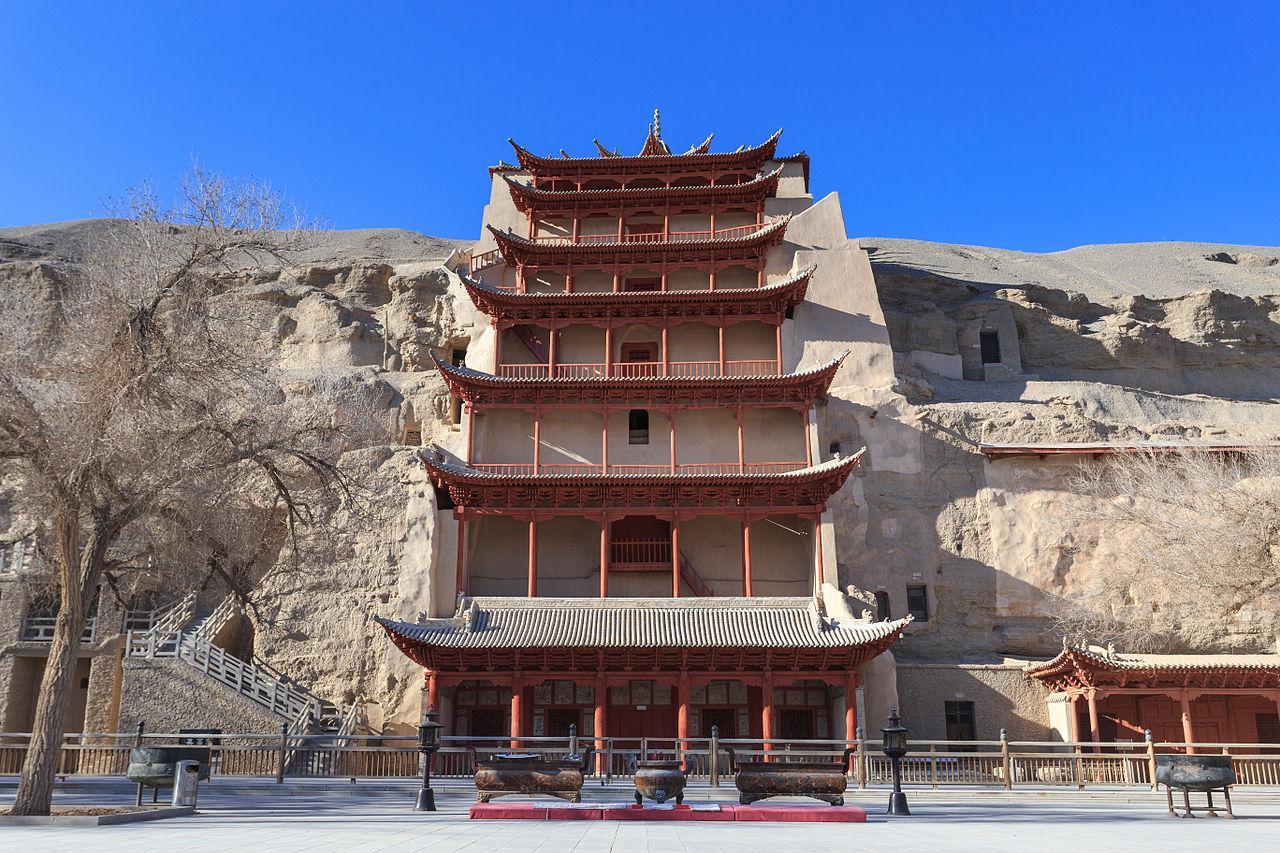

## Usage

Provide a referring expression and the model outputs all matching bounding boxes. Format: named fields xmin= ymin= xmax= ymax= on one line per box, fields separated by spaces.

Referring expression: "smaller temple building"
xmin=1027 ymin=645 xmax=1280 ymax=749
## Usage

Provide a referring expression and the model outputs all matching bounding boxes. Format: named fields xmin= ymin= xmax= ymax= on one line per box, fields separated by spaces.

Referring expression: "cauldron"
xmin=1155 ymin=754 xmax=1236 ymax=818
xmin=125 ymin=746 xmax=211 ymax=788
xmin=471 ymin=749 xmax=594 ymax=803
xmin=633 ymin=759 xmax=686 ymax=805
xmin=725 ymin=746 xmax=855 ymax=806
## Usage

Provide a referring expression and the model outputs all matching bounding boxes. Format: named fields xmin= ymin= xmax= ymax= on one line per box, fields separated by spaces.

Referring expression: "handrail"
xmin=191 ymin=594 xmax=241 ymax=643
xmin=530 ymin=222 xmax=771 ymax=246
xmin=469 ymin=248 xmax=503 ymax=274
xmin=494 ymin=359 xmax=782 ymax=380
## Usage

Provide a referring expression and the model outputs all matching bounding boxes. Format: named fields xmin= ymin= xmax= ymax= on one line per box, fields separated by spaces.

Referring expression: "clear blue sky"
xmin=3 ymin=1 xmax=1277 ymax=252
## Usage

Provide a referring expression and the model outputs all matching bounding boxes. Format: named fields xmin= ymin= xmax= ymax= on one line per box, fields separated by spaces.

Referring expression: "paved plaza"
xmin=2 ymin=781 xmax=1278 ymax=852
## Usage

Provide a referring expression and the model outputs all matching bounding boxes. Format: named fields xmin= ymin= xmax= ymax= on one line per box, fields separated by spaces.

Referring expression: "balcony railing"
xmin=610 ymin=538 xmax=673 ymax=569
xmin=20 ymin=616 xmax=96 ymax=643
xmin=531 ymin=223 xmax=767 ymax=246
xmin=496 ymin=360 xmax=779 ymax=380
xmin=469 ymin=462 xmax=806 ymax=477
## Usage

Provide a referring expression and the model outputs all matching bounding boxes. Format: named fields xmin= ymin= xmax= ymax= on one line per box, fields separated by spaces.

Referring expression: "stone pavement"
xmin=2 ymin=782 xmax=1279 ymax=852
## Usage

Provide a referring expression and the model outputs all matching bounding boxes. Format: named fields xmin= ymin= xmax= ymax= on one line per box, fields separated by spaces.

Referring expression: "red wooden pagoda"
xmin=379 ymin=115 xmax=908 ymax=747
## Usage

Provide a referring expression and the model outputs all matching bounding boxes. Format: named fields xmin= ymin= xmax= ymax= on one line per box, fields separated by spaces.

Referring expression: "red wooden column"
xmin=813 ymin=512 xmax=825 ymax=589
xmin=775 ymin=324 xmax=783 ymax=374
xmin=426 ymin=670 xmax=440 ymax=712
xmin=762 ymin=670 xmax=775 ymax=753
xmin=661 ymin=326 xmax=669 ymax=377
xmin=717 ymin=325 xmax=726 ymax=375
xmin=594 ymin=669 xmax=607 ymax=774
xmin=845 ymin=673 xmax=859 ymax=746
xmin=709 ymin=264 xmax=717 ymax=291
xmin=547 ymin=325 xmax=558 ymax=377
xmin=677 ymin=670 xmax=690 ymax=752
xmin=671 ymin=517 xmax=681 ymax=598
xmin=572 ymin=216 xmax=581 ymax=241
xmin=454 ymin=518 xmax=467 ymax=599
xmin=510 ymin=672 xmax=524 ymax=748
xmin=604 ymin=327 xmax=613 ymax=377
xmin=736 ymin=408 xmax=745 ymax=473
xmin=493 ymin=322 xmax=503 ymax=374
xmin=1067 ymin=694 xmax=1082 ymax=742
xmin=601 ymin=410 xmax=609 ymax=471
xmin=668 ymin=409 xmax=677 ymax=473
xmin=464 ymin=403 xmax=476 ymax=463
xmin=741 ymin=520 xmax=753 ymax=597
xmin=802 ymin=407 xmax=812 ymax=466
xmin=532 ymin=410 xmax=541 ymax=472
xmin=1086 ymin=689 xmax=1101 ymax=751
xmin=1179 ymin=691 xmax=1197 ymax=754
xmin=527 ymin=520 xmax=538 ymax=597
xmin=599 ymin=519 xmax=609 ymax=598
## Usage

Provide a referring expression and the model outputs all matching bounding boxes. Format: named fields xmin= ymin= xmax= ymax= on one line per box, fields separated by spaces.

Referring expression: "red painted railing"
xmin=468 ymin=461 xmax=806 ymax=477
xmin=494 ymin=360 xmax=781 ymax=380
xmin=610 ymin=538 xmax=673 ymax=567
xmin=530 ymin=222 xmax=769 ymax=246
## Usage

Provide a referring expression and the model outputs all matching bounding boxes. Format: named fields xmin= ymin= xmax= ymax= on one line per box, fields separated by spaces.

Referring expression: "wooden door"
xmin=611 ymin=706 xmax=677 ymax=740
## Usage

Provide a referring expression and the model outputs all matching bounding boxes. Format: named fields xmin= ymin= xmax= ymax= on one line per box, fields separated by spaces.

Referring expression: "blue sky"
xmin=2 ymin=1 xmax=1277 ymax=252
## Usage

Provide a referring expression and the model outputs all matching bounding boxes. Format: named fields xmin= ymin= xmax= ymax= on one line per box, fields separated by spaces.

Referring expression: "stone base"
xmin=469 ymin=802 xmax=868 ymax=822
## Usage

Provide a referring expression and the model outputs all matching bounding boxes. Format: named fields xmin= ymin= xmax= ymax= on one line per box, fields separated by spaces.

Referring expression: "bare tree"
xmin=0 ymin=167 xmax=366 ymax=815
xmin=1050 ymin=448 xmax=1280 ymax=652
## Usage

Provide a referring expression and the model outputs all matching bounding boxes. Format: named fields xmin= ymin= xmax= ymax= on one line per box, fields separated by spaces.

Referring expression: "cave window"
xmin=874 ymin=591 xmax=891 ymax=622
xmin=979 ymin=331 xmax=1001 ymax=365
xmin=828 ymin=442 xmax=841 ymax=457
xmin=906 ymin=584 xmax=930 ymax=622
xmin=628 ymin=409 xmax=650 ymax=445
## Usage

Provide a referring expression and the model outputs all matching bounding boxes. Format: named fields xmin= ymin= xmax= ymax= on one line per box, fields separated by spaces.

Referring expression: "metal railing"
xmin=495 ymin=360 xmax=781 ymax=380
xmin=5 ymin=732 xmax=1279 ymax=788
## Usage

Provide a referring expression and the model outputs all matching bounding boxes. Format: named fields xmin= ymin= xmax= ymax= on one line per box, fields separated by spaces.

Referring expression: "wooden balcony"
xmin=531 ymin=222 xmax=766 ymax=246
xmin=608 ymin=538 xmax=672 ymax=572
xmin=495 ymin=360 xmax=780 ymax=380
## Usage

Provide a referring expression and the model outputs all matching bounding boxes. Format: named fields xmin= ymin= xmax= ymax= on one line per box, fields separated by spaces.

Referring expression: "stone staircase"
xmin=125 ymin=594 xmax=359 ymax=741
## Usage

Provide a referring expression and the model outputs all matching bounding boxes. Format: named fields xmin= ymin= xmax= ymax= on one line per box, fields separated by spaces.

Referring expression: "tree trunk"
xmin=8 ymin=508 xmax=104 ymax=816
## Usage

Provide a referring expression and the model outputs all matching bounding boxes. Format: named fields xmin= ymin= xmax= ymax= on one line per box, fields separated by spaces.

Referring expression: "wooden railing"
xmin=495 ymin=360 xmax=781 ymax=380
xmin=468 ymin=248 xmax=503 ymax=274
xmin=469 ymin=461 xmax=806 ymax=477
xmin=4 ymin=733 xmax=1280 ymax=787
xmin=610 ymin=538 xmax=672 ymax=567
xmin=530 ymin=222 xmax=770 ymax=246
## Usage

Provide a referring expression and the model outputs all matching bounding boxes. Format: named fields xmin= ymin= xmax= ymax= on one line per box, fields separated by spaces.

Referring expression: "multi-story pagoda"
xmin=378 ymin=115 xmax=909 ymax=747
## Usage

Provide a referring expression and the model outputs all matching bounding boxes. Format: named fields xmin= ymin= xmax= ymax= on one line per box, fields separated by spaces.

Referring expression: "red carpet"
xmin=469 ymin=802 xmax=868 ymax=822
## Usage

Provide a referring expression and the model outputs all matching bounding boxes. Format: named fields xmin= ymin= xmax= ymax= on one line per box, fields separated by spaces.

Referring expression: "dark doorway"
xmin=778 ymin=708 xmax=816 ymax=740
xmin=470 ymin=709 xmax=507 ymax=738
xmin=546 ymin=709 xmax=581 ymax=737
xmin=628 ymin=409 xmax=650 ymax=444
xmin=701 ymin=707 xmax=737 ymax=739
xmin=979 ymin=331 xmax=1001 ymax=364
xmin=945 ymin=700 xmax=977 ymax=741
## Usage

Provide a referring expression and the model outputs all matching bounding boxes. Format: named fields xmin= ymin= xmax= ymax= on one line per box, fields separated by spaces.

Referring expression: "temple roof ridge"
xmin=500 ymin=165 xmax=784 ymax=200
xmin=1026 ymin=643 xmax=1280 ymax=674
xmin=507 ymin=129 xmax=783 ymax=170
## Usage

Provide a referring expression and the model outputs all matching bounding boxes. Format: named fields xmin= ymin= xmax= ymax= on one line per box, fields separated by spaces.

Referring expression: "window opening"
xmin=628 ymin=410 xmax=650 ymax=445
xmin=906 ymin=585 xmax=929 ymax=622
xmin=979 ymin=331 xmax=1001 ymax=364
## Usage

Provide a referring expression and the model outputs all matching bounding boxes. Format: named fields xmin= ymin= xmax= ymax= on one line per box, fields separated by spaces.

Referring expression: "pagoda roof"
xmin=487 ymin=216 xmax=790 ymax=269
xmin=502 ymin=167 xmax=784 ymax=215
xmin=431 ymin=349 xmax=845 ymax=408
xmin=1025 ymin=645 xmax=1280 ymax=692
xmin=421 ymin=446 xmax=863 ymax=513
xmin=377 ymin=596 xmax=909 ymax=655
xmin=508 ymin=130 xmax=783 ymax=178
xmin=460 ymin=264 xmax=814 ymax=323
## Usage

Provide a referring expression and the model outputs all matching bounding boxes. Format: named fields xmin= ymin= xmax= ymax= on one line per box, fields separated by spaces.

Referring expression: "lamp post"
xmin=881 ymin=708 xmax=911 ymax=816
xmin=415 ymin=709 xmax=444 ymax=812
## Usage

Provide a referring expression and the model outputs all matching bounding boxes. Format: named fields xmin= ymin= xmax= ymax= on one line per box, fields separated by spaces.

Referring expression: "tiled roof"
xmin=419 ymin=446 xmax=864 ymax=484
xmin=501 ymin=167 xmax=783 ymax=204
xmin=431 ymin=350 xmax=846 ymax=391
xmin=509 ymin=130 xmax=783 ymax=172
xmin=461 ymin=263 xmax=814 ymax=308
xmin=979 ymin=441 xmax=1273 ymax=458
xmin=1026 ymin=645 xmax=1280 ymax=675
xmin=376 ymin=596 xmax=910 ymax=650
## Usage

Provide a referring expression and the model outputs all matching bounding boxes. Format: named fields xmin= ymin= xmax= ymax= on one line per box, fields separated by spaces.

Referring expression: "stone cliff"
xmin=3 ymin=220 xmax=1278 ymax=729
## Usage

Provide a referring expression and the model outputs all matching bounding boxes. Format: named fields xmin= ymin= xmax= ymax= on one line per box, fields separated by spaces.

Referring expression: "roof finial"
xmin=653 ymin=107 xmax=661 ymax=139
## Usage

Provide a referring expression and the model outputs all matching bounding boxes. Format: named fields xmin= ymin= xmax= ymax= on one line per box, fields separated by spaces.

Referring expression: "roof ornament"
xmin=559 ymin=149 xmax=570 ymax=158
xmin=640 ymin=108 xmax=672 ymax=156
xmin=684 ymin=133 xmax=714 ymax=155
xmin=592 ymin=139 xmax=619 ymax=157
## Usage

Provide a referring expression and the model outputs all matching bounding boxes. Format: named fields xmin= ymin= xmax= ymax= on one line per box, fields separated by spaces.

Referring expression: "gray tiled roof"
xmin=376 ymin=596 xmax=909 ymax=650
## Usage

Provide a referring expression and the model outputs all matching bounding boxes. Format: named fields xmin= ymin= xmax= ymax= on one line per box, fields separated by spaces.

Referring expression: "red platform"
xmin=469 ymin=802 xmax=867 ymax=823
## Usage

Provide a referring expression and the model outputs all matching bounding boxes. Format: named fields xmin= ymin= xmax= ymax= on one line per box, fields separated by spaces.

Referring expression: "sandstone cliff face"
xmin=4 ymin=220 xmax=1279 ymax=730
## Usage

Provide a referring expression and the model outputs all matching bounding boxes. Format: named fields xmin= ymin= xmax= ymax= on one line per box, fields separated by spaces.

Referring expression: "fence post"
xmin=276 ymin=721 xmax=289 ymax=783
xmin=605 ymin=738 xmax=613 ymax=785
xmin=929 ymin=743 xmax=938 ymax=788
xmin=709 ymin=726 xmax=719 ymax=788
xmin=1074 ymin=743 xmax=1085 ymax=790
xmin=1145 ymin=729 xmax=1156 ymax=790
xmin=640 ymin=736 xmax=648 ymax=763
xmin=134 ymin=721 xmax=145 ymax=806
xmin=1000 ymin=729 xmax=1012 ymax=790
xmin=856 ymin=726 xmax=867 ymax=789
xmin=568 ymin=724 xmax=579 ymax=758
